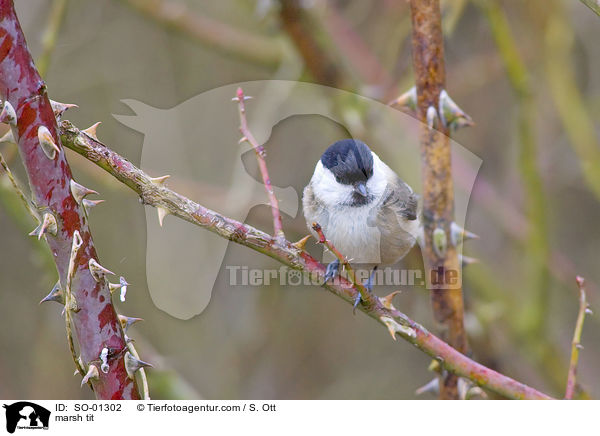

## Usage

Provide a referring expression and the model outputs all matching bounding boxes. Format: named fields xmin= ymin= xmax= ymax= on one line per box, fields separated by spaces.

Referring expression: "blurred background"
xmin=0 ymin=0 xmax=598 ymax=399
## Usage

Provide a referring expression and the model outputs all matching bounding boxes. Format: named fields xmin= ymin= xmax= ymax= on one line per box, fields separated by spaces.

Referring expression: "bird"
xmin=302 ymin=138 xmax=420 ymax=308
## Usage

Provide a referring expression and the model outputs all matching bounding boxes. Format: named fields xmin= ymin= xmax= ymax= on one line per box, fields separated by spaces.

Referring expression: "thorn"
xmin=37 ymin=125 xmax=60 ymax=160
xmin=0 ymin=129 xmax=15 ymax=144
xmin=80 ymin=364 xmax=99 ymax=387
xmin=50 ymin=100 xmax=78 ymax=120
xmin=426 ymin=106 xmax=438 ymax=129
xmin=576 ymin=343 xmax=584 ymax=350
xmin=82 ymin=199 xmax=105 ymax=213
xmin=40 ymin=213 xmax=58 ymax=239
xmin=415 ymin=377 xmax=439 ymax=396
xmin=450 ymin=222 xmax=479 ymax=246
xmin=380 ymin=316 xmax=416 ymax=340
xmin=457 ymin=377 xmax=470 ymax=400
xmin=238 ymin=136 xmax=248 ymax=144
xmin=380 ymin=290 xmax=402 ymax=310
xmin=118 ymin=315 xmax=143 ymax=332
xmin=157 ymin=206 xmax=170 ymax=227
xmin=0 ymin=101 xmax=17 ymax=126
xmin=149 ymin=174 xmax=170 ymax=185
xmin=459 ymin=254 xmax=479 ymax=266
xmin=465 ymin=385 xmax=488 ymax=400
xmin=388 ymin=86 xmax=417 ymax=112
xmin=292 ymin=234 xmax=311 ymax=250
xmin=124 ymin=351 xmax=152 ymax=380
xmin=71 ymin=229 xmax=83 ymax=251
xmin=432 ymin=227 xmax=447 ymax=258
xmin=82 ymin=122 xmax=101 ymax=140
xmin=40 ymin=280 xmax=64 ymax=305
xmin=29 ymin=212 xmax=58 ymax=240
xmin=88 ymin=258 xmax=114 ymax=282
xmin=100 ymin=347 xmax=109 ymax=373
xmin=585 ymin=307 xmax=593 ymax=315
xmin=439 ymin=90 xmax=474 ymax=130
xmin=70 ymin=179 xmax=98 ymax=204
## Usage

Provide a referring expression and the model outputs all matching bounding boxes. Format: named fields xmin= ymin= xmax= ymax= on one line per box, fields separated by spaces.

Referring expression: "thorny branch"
xmin=235 ymin=87 xmax=285 ymax=241
xmin=58 ymin=89 xmax=552 ymax=399
xmin=0 ymin=0 xmax=143 ymax=399
xmin=409 ymin=0 xmax=467 ymax=399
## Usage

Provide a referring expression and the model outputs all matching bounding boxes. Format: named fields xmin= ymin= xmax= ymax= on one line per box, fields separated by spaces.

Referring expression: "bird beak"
xmin=354 ymin=181 xmax=367 ymax=197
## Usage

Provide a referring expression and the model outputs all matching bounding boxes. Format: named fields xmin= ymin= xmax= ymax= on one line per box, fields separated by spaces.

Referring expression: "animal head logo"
xmin=3 ymin=402 xmax=50 ymax=433
xmin=114 ymin=81 xmax=481 ymax=319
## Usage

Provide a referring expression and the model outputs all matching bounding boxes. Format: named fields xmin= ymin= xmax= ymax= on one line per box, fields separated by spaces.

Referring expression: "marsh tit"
xmin=303 ymin=139 xmax=420 ymax=304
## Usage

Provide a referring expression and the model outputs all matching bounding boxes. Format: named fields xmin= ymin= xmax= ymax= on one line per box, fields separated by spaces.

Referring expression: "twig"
xmin=543 ymin=3 xmax=600 ymax=201
xmin=235 ymin=87 xmax=285 ymax=241
xmin=0 ymin=151 xmax=38 ymax=220
xmin=579 ymin=0 xmax=600 ymax=17
xmin=311 ymin=223 xmax=372 ymax=310
xmin=59 ymin=119 xmax=553 ymax=400
xmin=36 ymin=0 xmax=68 ymax=78
xmin=118 ymin=0 xmax=283 ymax=68
xmin=409 ymin=0 xmax=468 ymax=398
xmin=0 ymin=0 xmax=140 ymax=399
xmin=278 ymin=0 xmax=346 ymax=88
xmin=319 ymin=3 xmax=391 ymax=87
xmin=478 ymin=0 xmax=550 ymax=339
xmin=565 ymin=276 xmax=591 ymax=399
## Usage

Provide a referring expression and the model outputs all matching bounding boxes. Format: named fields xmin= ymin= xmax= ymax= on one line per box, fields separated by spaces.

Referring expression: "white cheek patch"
xmin=312 ymin=161 xmax=354 ymax=207
xmin=366 ymin=153 xmax=390 ymax=198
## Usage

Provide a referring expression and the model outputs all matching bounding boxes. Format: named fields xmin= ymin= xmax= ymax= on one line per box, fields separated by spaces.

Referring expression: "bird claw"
xmin=365 ymin=267 xmax=378 ymax=292
xmin=353 ymin=293 xmax=362 ymax=314
xmin=324 ymin=259 xmax=340 ymax=282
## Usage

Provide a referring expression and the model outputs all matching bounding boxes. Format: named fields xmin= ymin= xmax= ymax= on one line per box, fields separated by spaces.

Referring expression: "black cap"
xmin=320 ymin=139 xmax=374 ymax=185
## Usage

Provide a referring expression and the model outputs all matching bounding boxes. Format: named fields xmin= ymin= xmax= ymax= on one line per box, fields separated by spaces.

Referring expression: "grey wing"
xmin=370 ymin=177 xmax=419 ymax=264
xmin=380 ymin=176 xmax=418 ymax=221
xmin=302 ymin=183 xmax=329 ymax=233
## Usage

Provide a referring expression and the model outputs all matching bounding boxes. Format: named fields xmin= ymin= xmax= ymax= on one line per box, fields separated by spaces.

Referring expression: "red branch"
xmin=0 ymin=0 xmax=139 ymax=399
xmin=311 ymin=222 xmax=372 ymax=309
xmin=235 ymin=87 xmax=285 ymax=240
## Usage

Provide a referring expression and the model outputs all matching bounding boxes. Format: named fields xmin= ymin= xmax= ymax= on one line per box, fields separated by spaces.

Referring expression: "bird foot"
xmin=324 ymin=259 xmax=340 ymax=282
